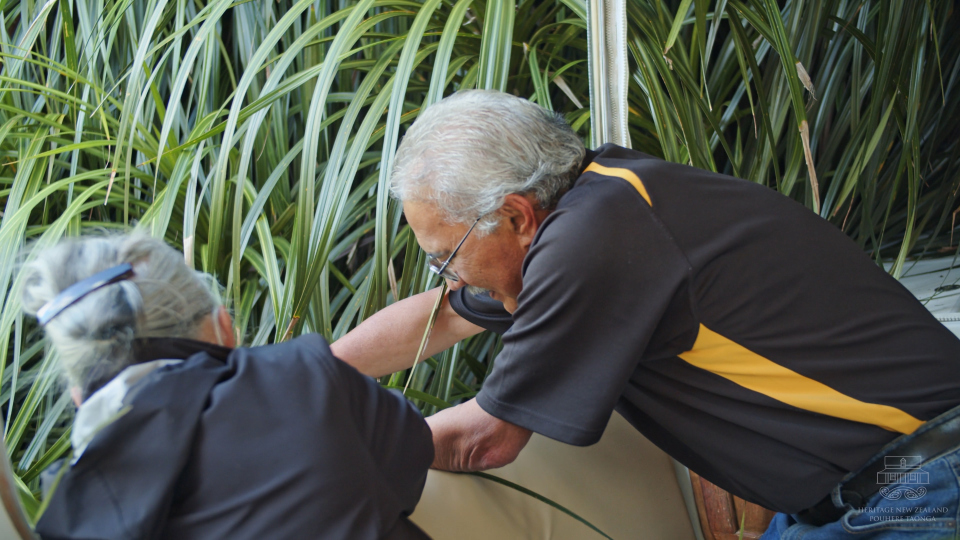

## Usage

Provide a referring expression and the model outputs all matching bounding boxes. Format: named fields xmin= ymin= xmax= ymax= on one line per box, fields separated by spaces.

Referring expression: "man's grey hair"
xmin=20 ymin=233 xmax=221 ymax=397
xmin=390 ymin=90 xmax=586 ymax=233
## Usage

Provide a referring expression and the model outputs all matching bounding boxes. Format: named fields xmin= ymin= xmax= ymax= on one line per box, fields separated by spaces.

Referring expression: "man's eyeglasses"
xmin=427 ymin=217 xmax=481 ymax=282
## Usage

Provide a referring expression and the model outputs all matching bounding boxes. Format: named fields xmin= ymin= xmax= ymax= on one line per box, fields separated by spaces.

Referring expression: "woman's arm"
xmin=331 ymin=287 xmax=484 ymax=378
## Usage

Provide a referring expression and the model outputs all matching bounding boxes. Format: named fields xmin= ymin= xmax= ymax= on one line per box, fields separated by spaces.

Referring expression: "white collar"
xmin=71 ymin=359 xmax=182 ymax=463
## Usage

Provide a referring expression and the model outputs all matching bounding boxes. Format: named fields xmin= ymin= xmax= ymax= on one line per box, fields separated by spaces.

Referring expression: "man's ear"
xmin=499 ymin=193 xmax=544 ymax=247
xmin=216 ymin=306 xmax=237 ymax=348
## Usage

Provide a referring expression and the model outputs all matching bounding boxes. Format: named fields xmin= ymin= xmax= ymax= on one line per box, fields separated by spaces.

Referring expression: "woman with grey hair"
xmin=20 ymin=233 xmax=433 ymax=540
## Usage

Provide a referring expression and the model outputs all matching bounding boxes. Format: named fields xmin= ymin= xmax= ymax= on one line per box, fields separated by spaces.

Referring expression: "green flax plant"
xmin=0 ymin=0 xmax=956 ymax=519
xmin=624 ymin=0 xmax=960 ymax=276
xmin=0 ymin=0 xmax=588 ymax=515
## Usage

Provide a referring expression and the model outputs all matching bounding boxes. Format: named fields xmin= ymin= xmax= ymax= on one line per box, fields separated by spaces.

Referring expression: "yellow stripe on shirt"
xmin=584 ymin=162 xmax=652 ymax=206
xmin=678 ymin=324 xmax=924 ymax=434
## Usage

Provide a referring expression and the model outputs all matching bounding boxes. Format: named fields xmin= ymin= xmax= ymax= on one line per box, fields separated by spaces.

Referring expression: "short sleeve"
xmin=449 ymin=289 xmax=513 ymax=334
xmin=330 ymin=353 xmax=435 ymax=515
xmin=476 ymin=179 xmax=691 ymax=446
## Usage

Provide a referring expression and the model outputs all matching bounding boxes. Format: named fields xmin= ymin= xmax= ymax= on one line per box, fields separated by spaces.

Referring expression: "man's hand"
xmin=427 ymin=398 xmax=532 ymax=471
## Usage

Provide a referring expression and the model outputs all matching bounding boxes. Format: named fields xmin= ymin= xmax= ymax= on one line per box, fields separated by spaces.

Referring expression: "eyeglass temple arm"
xmin=436 ymin=217 xmax=482 ymax=274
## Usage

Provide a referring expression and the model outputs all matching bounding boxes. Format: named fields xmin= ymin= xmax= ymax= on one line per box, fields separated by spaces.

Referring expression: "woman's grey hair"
xmin=390 ymin=90 xmax=586 ymax=233
xmin=20 ymin=233 xmax=220 ymax=397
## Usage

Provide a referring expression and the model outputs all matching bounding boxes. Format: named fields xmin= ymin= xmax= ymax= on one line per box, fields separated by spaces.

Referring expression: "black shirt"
xmin=35 ymin=335 xmax=434 ymax=539
xmin=450 ymin=144 xmax=960 ymax=513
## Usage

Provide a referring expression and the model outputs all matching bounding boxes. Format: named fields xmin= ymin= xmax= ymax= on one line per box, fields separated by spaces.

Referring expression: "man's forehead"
xmin=402 ymin=200 xmax=458 ymax=255
xmin=401 ymin=199 xmax=443 ymax=226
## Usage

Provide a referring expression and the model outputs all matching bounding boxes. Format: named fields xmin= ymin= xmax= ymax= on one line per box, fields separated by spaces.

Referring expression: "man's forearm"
xmin=427 ymin=398 xmax=532 ymax=472
xmin=331 ymin=287 xmax=483 ymax=377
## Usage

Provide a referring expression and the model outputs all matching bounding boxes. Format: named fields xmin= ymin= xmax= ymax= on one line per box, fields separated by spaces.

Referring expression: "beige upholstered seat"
xmin=411 ymin=411 xmax=698 ymax=539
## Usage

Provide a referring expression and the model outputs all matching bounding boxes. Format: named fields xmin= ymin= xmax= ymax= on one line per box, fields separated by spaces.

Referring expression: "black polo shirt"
xmin=450 ymin=143 xmax=960 ymax=513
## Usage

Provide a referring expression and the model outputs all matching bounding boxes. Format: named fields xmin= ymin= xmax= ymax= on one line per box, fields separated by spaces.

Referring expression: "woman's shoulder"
xmin=226 ymin=333 xmax=333 ymax=365
xmin=215 ymin=333 xmax=367 ymax=400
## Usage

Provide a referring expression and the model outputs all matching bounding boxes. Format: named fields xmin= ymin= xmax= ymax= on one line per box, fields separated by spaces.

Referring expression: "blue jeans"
xmin=761 ymin=408 xmax=960 ymax=539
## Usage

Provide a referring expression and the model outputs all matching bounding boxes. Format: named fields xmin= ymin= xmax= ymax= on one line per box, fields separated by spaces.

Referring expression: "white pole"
xmin=586 ymin=0 xmax=630 ymax=149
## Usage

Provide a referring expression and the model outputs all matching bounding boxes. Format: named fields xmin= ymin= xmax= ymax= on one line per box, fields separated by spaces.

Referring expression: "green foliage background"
xmin=0 ymin=0 xmax=956 ymax=517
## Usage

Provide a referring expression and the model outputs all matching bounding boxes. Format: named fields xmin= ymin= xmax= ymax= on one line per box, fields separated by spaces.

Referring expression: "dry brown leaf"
xmin=387 ymin=258 xmax=399 ymax=301
xmin=796 ymin=61 xmax=816 ymax=99
xmin=551 ymin=74 xmax=584 ymax=109
xmin=800 ymin=120 xmax=820 ymax=214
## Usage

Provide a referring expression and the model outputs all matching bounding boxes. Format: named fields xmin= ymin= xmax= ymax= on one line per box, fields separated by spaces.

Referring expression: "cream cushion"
xmin=411 ymin=411 xmax=696 ymax=539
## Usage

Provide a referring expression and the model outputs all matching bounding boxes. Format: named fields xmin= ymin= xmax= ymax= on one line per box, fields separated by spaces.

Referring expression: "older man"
xmin=332 ymin=90 xmax=960 ymax=536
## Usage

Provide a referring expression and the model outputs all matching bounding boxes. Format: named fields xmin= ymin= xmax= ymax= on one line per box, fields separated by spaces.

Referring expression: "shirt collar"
xmin=580 ymin=146 xmax=601 ymax=175
xmin=81 ymin=338 xmax=232 ymax=399
xmin=132 ymin=337 xmax=232 ymax=364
